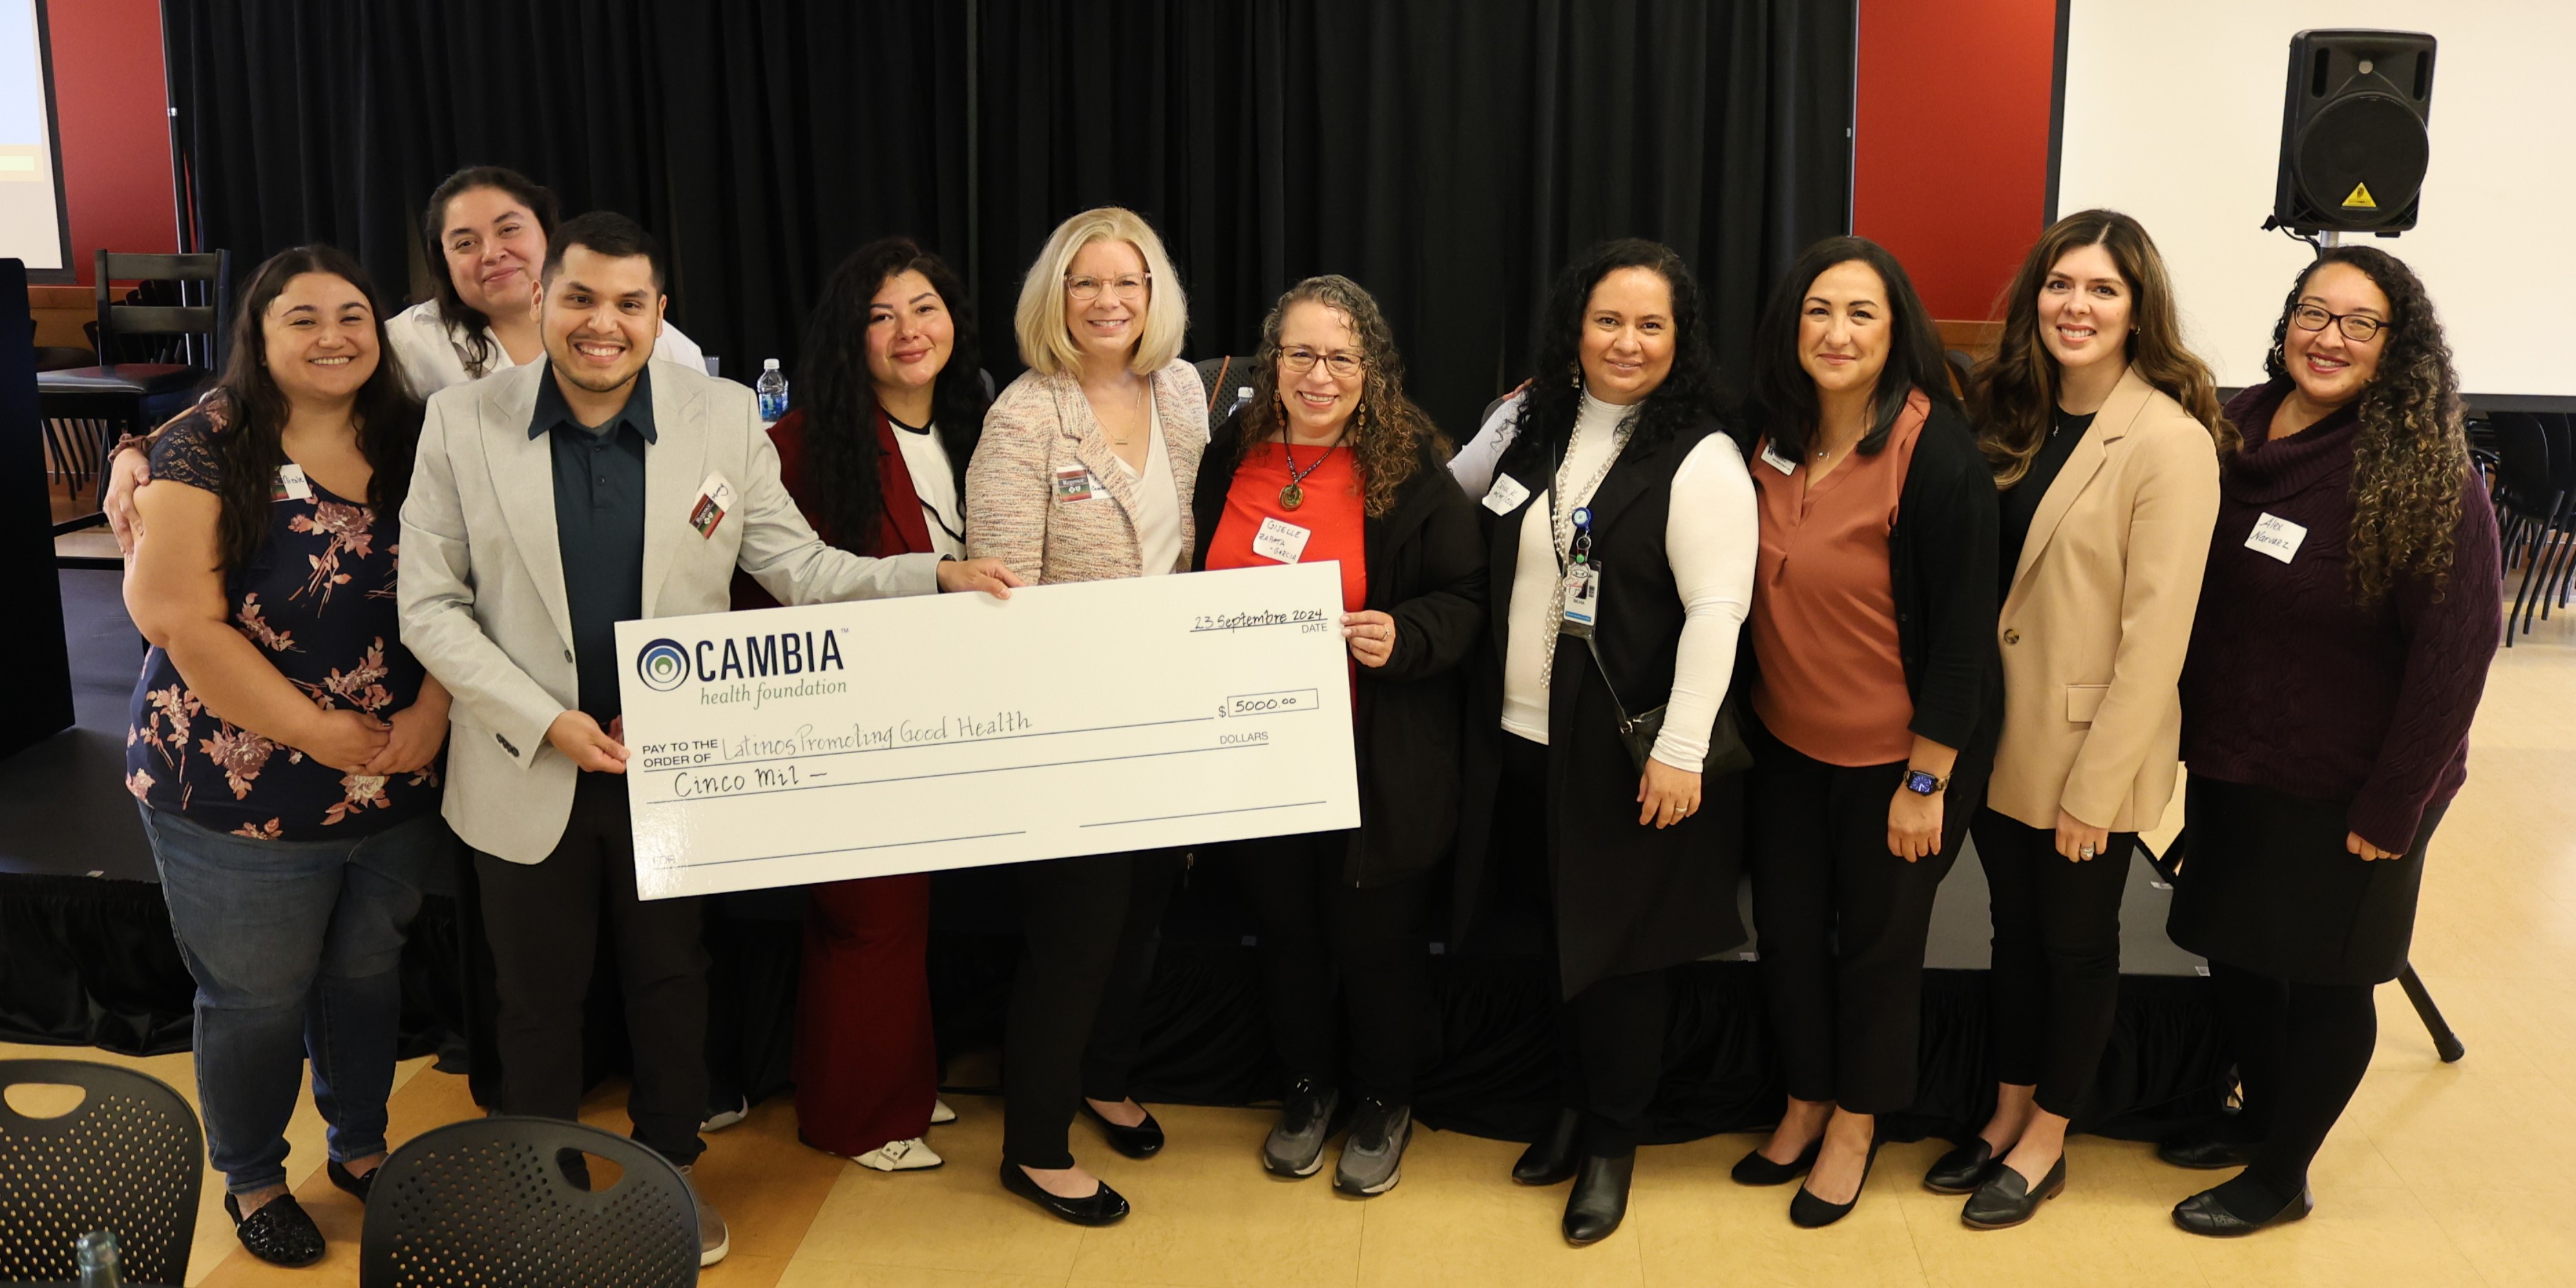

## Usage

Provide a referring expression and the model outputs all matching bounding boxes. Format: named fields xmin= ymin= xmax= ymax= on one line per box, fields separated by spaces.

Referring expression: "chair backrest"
xmin=2537 ymin=411 xmax=2576 ymax=492
xmin=95 ymin=249 xmax=231 ymax=373
xmin=1944 ymin=348 xmax=1978 ymax=401
xmin=361 ymin=1115 xmax=698 ymax=1288
xmin=1195 ymin=355 xmax=1259 ymax=423
xmin=2491 ymin=412 xmax=2559 ymax=511
xmin=0 ymin=1059 xmax=203 ymax=1287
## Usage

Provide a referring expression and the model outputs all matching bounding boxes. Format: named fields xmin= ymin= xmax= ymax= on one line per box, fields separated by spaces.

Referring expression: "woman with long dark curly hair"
xmin=1447 ymin=239 xmax=1758 ymax=1245
xmin=731 ymin=237 xmax=985 ymax=1172
xmin=2158 ymin=247 xmax=2499 ymax=1236
xmin=1920 ymin=210 xmax=2226 ymax=1229
xmin=1189 ymin=275 xmax=1485 ymax=1196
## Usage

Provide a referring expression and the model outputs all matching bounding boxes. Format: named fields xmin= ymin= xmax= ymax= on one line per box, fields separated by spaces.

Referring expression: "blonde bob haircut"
xmin=1013 ymin=207 xmax=1188 ymax=377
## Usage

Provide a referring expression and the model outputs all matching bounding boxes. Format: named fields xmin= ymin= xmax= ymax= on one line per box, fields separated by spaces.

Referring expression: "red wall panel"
xmin=47 ymin=0 xmax=176 ymax=285
xmin=1852 ymin=0 xmax=2058 ymax=321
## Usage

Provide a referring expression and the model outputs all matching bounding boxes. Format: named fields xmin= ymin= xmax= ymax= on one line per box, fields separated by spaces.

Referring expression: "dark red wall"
xmin=47 ymin=0 xmax=176 ymax=285
xmin=1852 ymin=0 xmax=2058 ymax=321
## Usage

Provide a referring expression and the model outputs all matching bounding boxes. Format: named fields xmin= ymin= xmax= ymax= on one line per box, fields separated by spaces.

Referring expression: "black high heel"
xmin=1513 ymin=1108 xmax=1582 ymax=1185
xmin=1730 ymin=1137 xmax=1823 ymax=1186
xmin=1561 ymin=1152 xmax=1635 ymax=1245
xmin=1789 ymin=1139 xmax=1882 ymax=1229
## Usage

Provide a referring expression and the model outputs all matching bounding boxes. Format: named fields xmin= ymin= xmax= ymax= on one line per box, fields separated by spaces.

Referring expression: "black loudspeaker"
xmin=2271 ymin=30 xmax=2437 ymax=235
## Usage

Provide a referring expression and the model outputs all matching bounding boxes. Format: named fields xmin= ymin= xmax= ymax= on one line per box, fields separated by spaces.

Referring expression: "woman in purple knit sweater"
xmin=2161 ymin=246 xmax=2500 ymax=1236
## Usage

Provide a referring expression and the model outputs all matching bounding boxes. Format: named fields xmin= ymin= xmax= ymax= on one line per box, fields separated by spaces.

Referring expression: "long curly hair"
xmin=1497 ymin=239 xmax=1725 ymax=483
xmin=1745 ymin=235 xmax=1956 ymax=461
xmin=797 ymin=238 xmax=985 ymax=547
xmin=205 ymin=246 xmax=422 ymax=571
xmin=1226 ymin=275 xmax=1443 ymax=517
xmin=1974 ymin=209 xmax=2237 ymax=487
xmin=417 ymin=166 xmax=558 ymax=379
xmin=2261 ymin=246 xmax=2467 ymax=604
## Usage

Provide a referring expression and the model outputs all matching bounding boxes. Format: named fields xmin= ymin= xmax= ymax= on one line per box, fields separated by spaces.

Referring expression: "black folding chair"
xmin=36 ymin=250 xmax=231 ymax=532
xmin=0 ymin=1059 xmax=205 ymax=1287
xmin=361 ymin=1115 xmax=699 ymax=1287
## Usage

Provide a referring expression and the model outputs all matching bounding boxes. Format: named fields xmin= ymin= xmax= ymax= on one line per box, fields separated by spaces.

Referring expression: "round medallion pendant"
xmin=1279 ymin=484 xmax=1304 ymax=511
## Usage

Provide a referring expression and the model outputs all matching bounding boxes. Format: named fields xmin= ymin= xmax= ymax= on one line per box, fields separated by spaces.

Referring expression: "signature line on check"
xmin=1083 ymin=801 xmax=1328 ymax=828
xmin=680 ymin=831 xmax=1029 ymax=869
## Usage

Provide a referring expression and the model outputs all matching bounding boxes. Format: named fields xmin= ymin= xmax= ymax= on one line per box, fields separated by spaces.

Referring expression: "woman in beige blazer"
xmin=1922 ymin=211 xmax=2228 ymax=1229
xmin=965 ymin=207 xmax=1208 ymax=1226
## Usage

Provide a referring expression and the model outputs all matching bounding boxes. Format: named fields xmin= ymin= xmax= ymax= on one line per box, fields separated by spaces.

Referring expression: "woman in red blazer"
xmin=733 ymin=237 xmax=985 ymax=1169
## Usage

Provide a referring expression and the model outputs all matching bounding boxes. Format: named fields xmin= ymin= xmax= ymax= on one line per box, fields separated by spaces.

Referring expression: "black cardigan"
xmin=1190 ymin=418 xmax=1489 ymax=886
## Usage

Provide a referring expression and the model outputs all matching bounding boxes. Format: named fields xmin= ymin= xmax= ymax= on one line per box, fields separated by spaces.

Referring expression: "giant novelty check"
xmin=612 ymin=562 xmax=1360 ymax=899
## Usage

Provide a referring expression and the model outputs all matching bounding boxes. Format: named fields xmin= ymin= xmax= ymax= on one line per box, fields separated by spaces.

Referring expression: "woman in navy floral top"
xmin=122 ymin=244 xmax=449 ymax=1267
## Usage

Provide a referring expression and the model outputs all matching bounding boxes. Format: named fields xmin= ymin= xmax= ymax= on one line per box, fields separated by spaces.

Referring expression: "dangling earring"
xmin=1569 ymin=362 xmax=1583 ymax=390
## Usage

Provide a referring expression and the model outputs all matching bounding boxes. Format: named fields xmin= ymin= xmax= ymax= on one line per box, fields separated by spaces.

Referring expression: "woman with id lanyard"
xmin=1189 ymin=275 xmax=1485 ymax=1196
xmin=1448 ymin=239 xmax=1758 ymax=1245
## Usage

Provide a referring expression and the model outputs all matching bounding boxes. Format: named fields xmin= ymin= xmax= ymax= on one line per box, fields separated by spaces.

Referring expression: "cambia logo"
xmin=633 ymin=630 xmax=848 ymax=690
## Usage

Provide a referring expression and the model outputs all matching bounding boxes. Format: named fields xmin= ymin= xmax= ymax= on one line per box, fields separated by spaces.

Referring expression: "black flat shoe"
xmin=1731 ymin=1138 xmax=1823 ymax=1187
xmin=1080 ymin=1100 xmax=1166 ymax=1159
xmin=1513 ymin=1108 xmax=1582 ymax=1185
xmin=327 ymin=1158 xmax=378 ymax=1203
xmin=1561 ymin=1152 xmax=1634 ymax=1245
xmin=1961 ymin=1154 xmax=2065 ymax=1229
xmin=1000 ymin=1162 xmax=1130 ymax=1226
xmin=2157 ymin=1129 xmax=2261 ymax=1170
xmin=1922 ymin=1138 xmax=1998 ymax=1194
xmin=225 ymin=1192 xmax=325 ymax=1267
xmin=2172 ymin=1183 xmax=2313 ymax=1236
xmin=1789 ymin=1140 xmax=1881 ymax=1229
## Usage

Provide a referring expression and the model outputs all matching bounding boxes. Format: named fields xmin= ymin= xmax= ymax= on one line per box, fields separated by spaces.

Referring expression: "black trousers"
xmin=1235 ymin=833 xmax=1434 ymax=1105
xmin=1745 ymin=730 xmax=1961 ymax=1115
xmin=476 ymin=771 xmax=709 ymax=1165
xmin=1496 ymin=732 xmax=1672 ymax=1155
xmin=1971 ymin=808 xmax=2136 ymax=1119
xmin=2209 ymin=960 xmax=2377 ymax=1200
xmin=1001 ymin=848 xmax=1181 ymax=1170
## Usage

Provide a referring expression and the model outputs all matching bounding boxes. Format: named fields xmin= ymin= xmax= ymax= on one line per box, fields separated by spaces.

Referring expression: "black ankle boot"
xmin=1512 ymin=1108 xmax=1581 ymax=1185
xmin=1561 ymin=1152 xmax=1635 ymax=1245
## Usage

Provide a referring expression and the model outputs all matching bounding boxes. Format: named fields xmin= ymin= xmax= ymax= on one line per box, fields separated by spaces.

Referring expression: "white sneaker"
xmin=700 ymin=1095 xmax=750 ymax=1132
xmin=676 ymin=1163 xmax=729 ymax=1267
xmin=930 ymin=1098 xmax=958 ymax=1125
xmin=855 ymin=1137 xmax=944 ymax=1172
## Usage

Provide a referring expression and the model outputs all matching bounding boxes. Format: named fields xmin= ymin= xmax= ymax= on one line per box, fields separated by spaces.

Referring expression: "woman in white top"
xmin=965 ymin=207 xmax=1207 ymax=1226
xmin=1447 ymin=238 xmax=1759 ymax=1246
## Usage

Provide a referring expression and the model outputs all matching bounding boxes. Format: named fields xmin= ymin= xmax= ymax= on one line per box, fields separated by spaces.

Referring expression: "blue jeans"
xmin=140 ymin=805 xmax=443 ymax=1194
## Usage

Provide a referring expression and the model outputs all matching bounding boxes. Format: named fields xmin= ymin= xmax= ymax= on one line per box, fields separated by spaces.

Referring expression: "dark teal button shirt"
xmin=532 ymin=362 xmax=655 ymax=721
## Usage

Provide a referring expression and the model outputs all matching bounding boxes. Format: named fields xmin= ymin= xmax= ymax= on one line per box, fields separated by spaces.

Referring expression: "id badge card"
xmin=1558 ymin=561 xmax=1602 ymax=637
xmin=273 ymin=463 xmax=313 ymax=503
xmin=1054 ymin=466 xmax=1098 ymax=502
xmin=689 ymin=472 xmax=736 ymax=538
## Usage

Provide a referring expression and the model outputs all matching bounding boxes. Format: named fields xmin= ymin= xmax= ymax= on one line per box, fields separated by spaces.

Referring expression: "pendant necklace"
xmin=1278 ymin=426 xmax=1345 ymax=511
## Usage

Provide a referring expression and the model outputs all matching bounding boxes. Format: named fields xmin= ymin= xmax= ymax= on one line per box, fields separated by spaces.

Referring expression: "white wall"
xmin=2056 ymin=0 xmax=2576 ymax=399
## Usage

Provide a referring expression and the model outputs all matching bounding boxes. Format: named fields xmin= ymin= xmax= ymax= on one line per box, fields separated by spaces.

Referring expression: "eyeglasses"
xmin=1279 ymin=348 xmax=1364 ymax=379
xmin=1065 ymin=273 xmax=1150 ymax=302
xmin=2290 ymin=304 xmax=2387 ymax=344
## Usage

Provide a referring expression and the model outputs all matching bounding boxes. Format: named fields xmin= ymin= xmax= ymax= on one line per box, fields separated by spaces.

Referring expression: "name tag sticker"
xmin=273 ymin=463 xmax=312 ymax=502
xmin=1251 ymin=516 xmax=1312 ymax=564
xmin=1482 ymin=474 xmax=1531 ymax=514
xmin=689 ymin=472 xmax=736 ymax=539
xmin=1054 ymin=467 xmax=1098 ymax=503
xmin=2245 ymin=512 xmax=2307 ymax=564
xmin=1759 ymin=441 xmax=1798 ymax=476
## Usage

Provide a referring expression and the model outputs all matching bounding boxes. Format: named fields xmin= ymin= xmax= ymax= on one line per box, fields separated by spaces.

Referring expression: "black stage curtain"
xmin=163 ymin=0 xmax=1848 ymax=436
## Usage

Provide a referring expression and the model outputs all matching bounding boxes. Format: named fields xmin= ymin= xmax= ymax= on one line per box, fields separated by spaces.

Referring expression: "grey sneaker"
xmin=676 ymin=1163 xmax=729 ymax=1267
xmin=1262 ymin=1079 xmax=1340 ymax=1177
xmin=1334 ymin=1099 xmax=1412 ymax=1196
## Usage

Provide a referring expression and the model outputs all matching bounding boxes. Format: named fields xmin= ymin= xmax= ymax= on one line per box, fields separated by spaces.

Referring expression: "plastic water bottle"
xmin=756 ymin=359 xmax=790 ymax=423
xmin=76 ymin=1229 xmax=121 ymax=1287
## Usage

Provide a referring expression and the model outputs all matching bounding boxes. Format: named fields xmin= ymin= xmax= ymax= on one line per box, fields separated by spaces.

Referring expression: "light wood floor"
xmin=11 ymin=596 xmax=2576 ymax=1287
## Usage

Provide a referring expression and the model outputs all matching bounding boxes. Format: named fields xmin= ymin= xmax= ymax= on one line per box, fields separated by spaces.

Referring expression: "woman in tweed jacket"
xmin=966 ymin=207 xmax=1208 ymax=1226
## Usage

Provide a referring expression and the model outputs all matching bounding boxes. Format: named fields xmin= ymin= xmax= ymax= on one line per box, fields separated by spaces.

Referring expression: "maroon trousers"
xmin=792 ymin=874 xmax=936 ymax=1156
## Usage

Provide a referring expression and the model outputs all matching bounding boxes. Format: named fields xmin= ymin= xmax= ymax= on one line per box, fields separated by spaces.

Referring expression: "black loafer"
xmin=1561 ymin=1152 xmax=1634 ymax=1245
xmin=2157 ymin=1129 xmax=2261 ymax=1170
xmin=1080 ymin=1100 xmax=1166 ymax=1159
xmin=1513 ymin=1108 xmax=1582 ymax=1185
xmin=1001 ymin=1162 xmax=1130 ymax=1226
xmin=1961 ymin=1154 xmax=2065 ymax=1229
xmin=1732 ymin=1138 xmax=1823 ymax=1187
xmin=1922 ymin=1138 xmax=1998 ymax=1194
xmin=1789 ymin=1141 xmax=1881 ymax=1229
xmin=225 ymin=1191 xmax=326 ymax=1267
xmin=2172 ymin=1183 xmax=2313 ymax=1236
xmin=327 ymin=1158 xmax=378 ymax=1203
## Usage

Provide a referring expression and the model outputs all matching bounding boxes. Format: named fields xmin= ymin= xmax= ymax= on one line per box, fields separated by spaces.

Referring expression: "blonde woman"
xmin=966 ymin=207 xmax=1207 ymax=1225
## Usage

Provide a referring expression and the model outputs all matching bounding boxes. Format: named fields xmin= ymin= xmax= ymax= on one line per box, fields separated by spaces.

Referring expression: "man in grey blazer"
xmin=399 ymin=213 xmax=1016 ymax=1265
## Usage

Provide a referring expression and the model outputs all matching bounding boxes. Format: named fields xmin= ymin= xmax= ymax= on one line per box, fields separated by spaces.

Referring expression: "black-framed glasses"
xmin=1279 ymin=347 xmax=1363 ymax=379
xmin=2290 ymin=303 xmax=2387 ymax=344
xmin=1065 ymin=273 xmax=1150 ymax=302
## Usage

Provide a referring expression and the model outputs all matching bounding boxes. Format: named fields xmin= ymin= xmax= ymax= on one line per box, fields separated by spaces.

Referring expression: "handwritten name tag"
xmin=1252 ymin=516 xmax=1312 ymax=564
xmin=1482 ymin=474 xmax=1531 ymax=514
xmin=2244 ymin=512 xmax=2307 ymax=564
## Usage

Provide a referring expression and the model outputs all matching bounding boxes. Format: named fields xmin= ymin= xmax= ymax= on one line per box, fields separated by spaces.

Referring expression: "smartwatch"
xmin=1901 ymin=768 xmax=1947 ymax=796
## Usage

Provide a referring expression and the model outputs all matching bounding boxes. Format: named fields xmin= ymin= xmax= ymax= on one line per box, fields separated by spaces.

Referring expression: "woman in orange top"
xmin=1189 ymin=275 xmax=1485 ymax=1197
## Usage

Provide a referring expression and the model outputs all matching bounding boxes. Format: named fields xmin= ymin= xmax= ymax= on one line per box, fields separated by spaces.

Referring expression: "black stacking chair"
xmin=0 ymin=1059 xmax=204 ymax=1287
xmin=1195 ymin=354 xmax=1260 ymax=425
xmin=2492 ymin=412 xmax=2565 ymax=646
xmin=36 ymin=250 xmax=231 ymax=520
xmin=361 ymin=1116 xmax=699 ymax=1287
